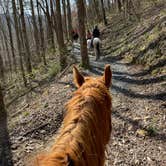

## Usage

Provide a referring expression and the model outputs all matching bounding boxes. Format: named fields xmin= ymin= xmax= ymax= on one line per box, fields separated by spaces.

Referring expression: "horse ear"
xmin=73 ymin=66 xmax=85 ymax=88
xmin=67 ymin=154 xmax=74 ymax=166
xmin=103 ymin=64 xmax=112 ymax=88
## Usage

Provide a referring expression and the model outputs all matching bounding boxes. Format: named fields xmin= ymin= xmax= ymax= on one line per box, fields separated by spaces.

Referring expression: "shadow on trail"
xmin=0 ymin=111 xmax=13 ymax=166
xmin=112 ymin=85 xmax=166 ymax=101
xmin=102 ymin=52 xmax=124 ymax=61
xmin=90 ymin=65 xmax=166 ymax=85
xmin=113 ymin=75 xmax=166 ymax=85
xmin=113 ymin=110 xmax=166 ymax=142
xmin=58 ymin=70 xmax=166 ymax=101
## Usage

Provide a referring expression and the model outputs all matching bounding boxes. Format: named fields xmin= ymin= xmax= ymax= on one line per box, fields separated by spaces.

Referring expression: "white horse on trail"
xmin=87 ymin=37 xmax=101 ymax=61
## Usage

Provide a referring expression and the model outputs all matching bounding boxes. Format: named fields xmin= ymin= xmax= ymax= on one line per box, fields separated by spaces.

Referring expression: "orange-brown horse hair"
xmin=34 ymin=65 xmax=112 ymax=166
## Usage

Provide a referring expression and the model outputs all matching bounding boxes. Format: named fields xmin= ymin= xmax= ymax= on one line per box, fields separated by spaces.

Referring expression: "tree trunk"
xmin=76 ymin=0 xmax=89 ymax=68
xmin=0 ymin=83 xmax=5 ymax=113
xmin=30 ymin=0 xmax=40 ymax=61
xmin=6 ymin=13 xmax=17 ymax=72
xmin=56 ymin=0 xmax=67 ymax=70
xmin=116 ymin=0 xmax=122 ymax=12
xmin=101 ymin=0 xmax=108 ymax=25
xmin=50 ymin=0 xmax=59 ymax=43
xmin=107 ymin=0 xmax=111 ymax=11
xmin=93 ymin=0 xmax=102 ymax=22
xmin=36 ymin=0 xmax=46 ymax=65
xmin=0 ymin=46 xmax=5 ymax=80
xmin=12 ymin=0 xmax=27 ymax=86
xmin=62 ymin=0 xmax=68 ymax=41
xmin=0 ymin=27 xmax=12 ymax=75
xmin=45 ymin=0 xmax=55 ymax=49
xmin=19 ymin=0 xmax=32 ymax=74
xmin=66 ymin=0 xmax=73 ymax=41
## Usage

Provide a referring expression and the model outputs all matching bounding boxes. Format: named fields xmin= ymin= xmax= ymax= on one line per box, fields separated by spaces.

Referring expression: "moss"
xmin=146 ymin=125 xmax=158 ymax=136
xmin=48 ymin=63 xmax=60 ymax=78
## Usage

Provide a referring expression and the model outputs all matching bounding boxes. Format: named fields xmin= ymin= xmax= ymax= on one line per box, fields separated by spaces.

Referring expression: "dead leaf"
xmin=136 ymin=129 xmax=147 ymax=137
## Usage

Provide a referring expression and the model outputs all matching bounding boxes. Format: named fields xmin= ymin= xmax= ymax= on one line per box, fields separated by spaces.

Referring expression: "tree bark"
xmin=6 ymin=13 xmax=17 ymax=72
xmin=12 ymin=0 xmax=27 ymax=86
xmin=101 ymin=0 xmax=108 ymax=25
xmin=62 ymin=0 xmax=68 ymax=41
xmin=45 ymin=0 xmax=55 ymax=49
xmin=0 ymin=25 xmax=12 ymax=75
xmin=37 ymin=0 xmax=46 ymax=65
xmin=93 ymin=0 xmax=102 ymax=21
xmin=56 ymin=0 xmax=67 ymax=70
xmin=76 ymin=0 xmax=89 ymax=68
xmin=19 ymin=0 xmax=32 ymax=73
xmin=116 ymin=0 xmax=122 ymax=12
xmin=66 ymin=0 xmax=73 ymax=41
xmin=0 ymin=83 xmax=5 ymax=113
xmin=30 ymin=0 xmax=40 ymax=60
xmin=0 ymin=45 xmax=5 ymax=80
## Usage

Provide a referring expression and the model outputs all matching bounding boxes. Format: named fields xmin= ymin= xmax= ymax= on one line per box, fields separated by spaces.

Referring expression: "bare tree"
xmin=0 ymin=45 xmax=5 ymax=80
xmin=12 ymin=0 xmax=27 ymax=86
xmin=66 ymin=0 xmax=73 ymax=41
xmin=19 ymin=0 xmax=32 ymax=73
xmin=101 ymin=0 xmax=108 ymax=25
xmin=36 ymin=0 xmax=46 ymax=65
xmin=0 ymin=23 xmax=12 ymax=75
xmin=0 ymin=83 xmax=5 ymax=112
xmin=76 ymin=0 xmax=89 ymax=68
xmin=45 ymin=0 xmax=55 ymax=49
xmin=62 ymin=0 xmax=68 ymax=40
xmin=30 ymin=0 xmax=40 ymax=60
xmin=56 ymin=0 xmax=67 ymax=70
xmin=0 ymin=1 xmax=17 ymax=72
xmin=93 ymin=0 xmax=102 ymax=21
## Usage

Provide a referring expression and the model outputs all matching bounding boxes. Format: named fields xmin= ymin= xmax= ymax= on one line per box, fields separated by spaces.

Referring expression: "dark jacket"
xmin=93 ymin=28 xmax=100 ymax=38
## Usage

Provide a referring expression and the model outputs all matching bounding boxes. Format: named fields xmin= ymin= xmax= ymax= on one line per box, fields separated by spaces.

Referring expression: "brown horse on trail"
xmin=34 ymin=65 xmax=112 ymax=166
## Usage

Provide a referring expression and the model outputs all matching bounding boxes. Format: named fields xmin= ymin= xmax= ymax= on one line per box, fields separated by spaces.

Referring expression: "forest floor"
xmin=4 ymin=2 xmax=166 ymax=166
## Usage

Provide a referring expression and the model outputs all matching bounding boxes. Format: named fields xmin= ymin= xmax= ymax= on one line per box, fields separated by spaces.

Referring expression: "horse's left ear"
xmin=73 ymin=66 xmax=85 ymax=88
xmin=103 ymin=64 xmax=112 ymax=88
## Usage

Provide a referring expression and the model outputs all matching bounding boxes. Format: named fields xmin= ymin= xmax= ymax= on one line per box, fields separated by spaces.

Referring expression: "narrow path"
xmin=73 ymin=42 xmax=166 ymax=165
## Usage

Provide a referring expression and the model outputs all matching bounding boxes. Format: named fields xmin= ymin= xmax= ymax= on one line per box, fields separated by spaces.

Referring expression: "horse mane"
xmin=34 ymin=66 xmax=112 ymax=166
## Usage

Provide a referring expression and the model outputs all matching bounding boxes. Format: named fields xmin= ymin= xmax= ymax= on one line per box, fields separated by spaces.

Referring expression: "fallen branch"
xmin=55 ymin=63 xmax=73 ymax=82
xmin=11 ymin=104 xmax=29 ymax=118
xmin=23 ymin=122 xmax=49 ymax=137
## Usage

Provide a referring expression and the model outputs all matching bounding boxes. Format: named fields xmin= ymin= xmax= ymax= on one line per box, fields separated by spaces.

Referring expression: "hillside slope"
xmin=102 ymin=1 xmax=166 ymax=75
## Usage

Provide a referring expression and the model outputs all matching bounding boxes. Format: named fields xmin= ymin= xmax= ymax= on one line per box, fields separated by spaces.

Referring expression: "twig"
xmin=55 ymin=63 xmax=73 ymax=81
xmin=23 ymin=122 xmax=49 ymax=137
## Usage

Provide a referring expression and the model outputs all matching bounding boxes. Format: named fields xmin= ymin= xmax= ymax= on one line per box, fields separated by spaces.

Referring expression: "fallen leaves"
xmin=136 ymin=129 xmax=148 ymax=137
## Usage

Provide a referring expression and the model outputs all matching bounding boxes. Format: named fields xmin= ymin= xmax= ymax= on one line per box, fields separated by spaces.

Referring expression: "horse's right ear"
xmin=103 ymin=64 xmax=112 ymax=88
xmin=67 ymin=154 xmax=74 ymax=166
xmin=73 ymin=66 xmax=85 ymax=88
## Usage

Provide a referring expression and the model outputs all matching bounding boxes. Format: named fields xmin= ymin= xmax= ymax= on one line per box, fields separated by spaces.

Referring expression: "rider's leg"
xmin=96 ymin=43 xmax=100 ymax=60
